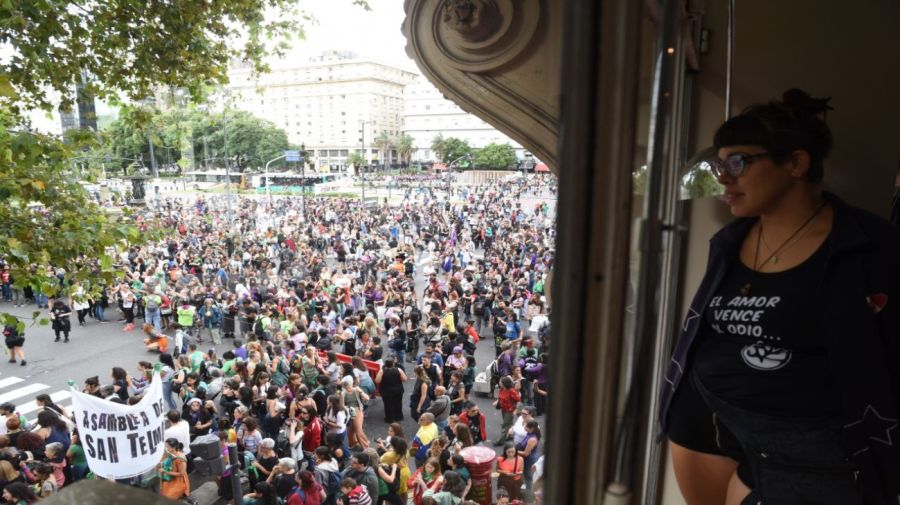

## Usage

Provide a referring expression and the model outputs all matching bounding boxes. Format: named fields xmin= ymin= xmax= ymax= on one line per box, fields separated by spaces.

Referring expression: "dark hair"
xmin=341 ymin=477 xmax=358 ymax=489
xmin=252 ymin=482 xmax=279 ymax=505
xmin=36 ymin=410 xmax=66 ymax=431
xmin=5 ymin=481 xmax=35 ymax=501
xmin=388 ymin=436 xmax=408 ymax=456
xmin=441 ymin=470 xmax=466 ymax=496
xmin=16 ymin=432 xmax=44 ymax=453
xmin=167 ymin=410 xmax=182 ymax=423
xmin=713 ymin=88 xmax=833 ymax=183
xmin=165 ymin=438 xmax=184 ymax=451
xmin=159 ymin=353 xmax=176 ymax=369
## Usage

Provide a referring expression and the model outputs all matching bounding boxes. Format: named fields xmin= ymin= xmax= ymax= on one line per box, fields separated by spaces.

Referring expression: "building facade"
xmin=403 ymin=75 xmax=524 ymax=162
xmin=223 ymin=51 xmax=417 ymax=172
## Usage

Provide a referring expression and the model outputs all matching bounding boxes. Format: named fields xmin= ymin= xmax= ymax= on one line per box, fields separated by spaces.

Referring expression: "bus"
xmin=249 ymin=172 xmax=342 ymax=194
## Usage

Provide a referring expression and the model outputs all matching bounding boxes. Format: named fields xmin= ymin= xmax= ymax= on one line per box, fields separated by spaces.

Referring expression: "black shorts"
xmin=666 ymin=370 xmax=744 ymax=460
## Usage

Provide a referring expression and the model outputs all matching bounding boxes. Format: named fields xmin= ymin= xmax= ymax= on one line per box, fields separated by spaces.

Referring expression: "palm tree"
xmin=374 ymin=131 xmax=393 ymax=171
xmin=396 ymin=133 xmax=415 ymax=167
xmin=430 ymin=134 xmax=446 ymax=163
xmin=347 ymin=151 xmax=365 ymax=175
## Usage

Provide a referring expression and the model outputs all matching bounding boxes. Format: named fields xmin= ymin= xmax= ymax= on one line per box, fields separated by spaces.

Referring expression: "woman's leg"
xmin=354 ymin=413 xmax=369 ymax=448
xmin=670 ymin=441 xmax=739 ymax=505
xmin=14 ymin=346 xmax=25 ymax=362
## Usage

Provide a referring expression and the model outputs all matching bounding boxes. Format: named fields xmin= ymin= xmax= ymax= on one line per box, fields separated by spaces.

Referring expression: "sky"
xmin=281 ymin=0 xmax=419 ymax=71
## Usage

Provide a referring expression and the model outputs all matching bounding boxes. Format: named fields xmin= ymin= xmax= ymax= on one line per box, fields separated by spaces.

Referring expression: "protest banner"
xmin=69 ymin=372 xmax=167 ymax=479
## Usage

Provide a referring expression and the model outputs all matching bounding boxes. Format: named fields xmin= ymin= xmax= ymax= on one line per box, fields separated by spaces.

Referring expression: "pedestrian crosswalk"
xmin=0 ymin=375 xmax=72 ymax=423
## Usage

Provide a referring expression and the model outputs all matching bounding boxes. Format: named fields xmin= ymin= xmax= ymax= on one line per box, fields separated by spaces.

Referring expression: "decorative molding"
xmin=403 ymin=0 xmax=559 ymax=172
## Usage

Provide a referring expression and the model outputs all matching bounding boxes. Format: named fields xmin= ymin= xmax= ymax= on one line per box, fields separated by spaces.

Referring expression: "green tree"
xmin=396 ymin=133 xmax=415 ymax=166
xmin=430 ymin=134 xmax=447 ymax=162
xmin=347 ymin=151 xmax=365 ymax=174
xmin=474 ymin=143 xmax=516 ymax=170
xmin=682 ymin=164 xmax=723 ymax=198
xmin=439 ymin=137 xmax=473 ymax=165
xmin=102 ymin=108 xmax=290 ymax=173
xmin=373 ymin=131 xmax=393 ymax=169
xmin=0 ymin=0 xmax=325 ymax=328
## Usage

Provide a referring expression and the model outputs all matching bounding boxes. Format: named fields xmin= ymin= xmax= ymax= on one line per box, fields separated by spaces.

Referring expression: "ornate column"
xmin=403 ymin=0 xmax=561 ymax=172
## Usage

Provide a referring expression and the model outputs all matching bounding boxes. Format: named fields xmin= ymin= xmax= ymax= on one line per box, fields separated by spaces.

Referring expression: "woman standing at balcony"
xmin=662 ymin=90 xmax=900 ymax=504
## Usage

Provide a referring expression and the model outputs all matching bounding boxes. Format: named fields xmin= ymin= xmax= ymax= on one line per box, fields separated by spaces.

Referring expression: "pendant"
xmin=741 ymin=283 xmax=752 ymax=296
xmin=770 ymin=256 xmax=778 ymax=265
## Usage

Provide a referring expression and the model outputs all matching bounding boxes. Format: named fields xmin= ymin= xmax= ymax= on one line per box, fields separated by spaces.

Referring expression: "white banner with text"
xmin=69 ymin=372 xmax=167 ymax=479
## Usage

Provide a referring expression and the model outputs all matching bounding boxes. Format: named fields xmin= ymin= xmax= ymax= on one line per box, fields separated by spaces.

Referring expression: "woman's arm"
xmin=399 ymin=368 xmax=408 ymax=382
xmin=417 ymin=382 xmax=428 ymax=412
xmin=375 ymin=369 xmax=383 ymax=385
xmin=518 ymin=438 xmax=537 ymax=458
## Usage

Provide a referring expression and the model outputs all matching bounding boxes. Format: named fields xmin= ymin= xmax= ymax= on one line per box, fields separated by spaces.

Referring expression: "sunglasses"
xmin=709 ymin=152 xmax=773 ymax=178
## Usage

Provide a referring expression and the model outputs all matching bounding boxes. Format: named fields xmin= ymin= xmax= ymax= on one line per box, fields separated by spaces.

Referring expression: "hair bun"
xmin=781 ymin=88 xmax=833 ymax=118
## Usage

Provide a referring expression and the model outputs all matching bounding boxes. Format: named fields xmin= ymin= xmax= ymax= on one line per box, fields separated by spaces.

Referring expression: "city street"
xmin=0 ymin=257 xmax=514 ymax=446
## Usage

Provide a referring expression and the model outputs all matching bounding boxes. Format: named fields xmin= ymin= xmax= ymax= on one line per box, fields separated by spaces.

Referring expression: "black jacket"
xmin=660 ymin=193 xmax=900 ymax=503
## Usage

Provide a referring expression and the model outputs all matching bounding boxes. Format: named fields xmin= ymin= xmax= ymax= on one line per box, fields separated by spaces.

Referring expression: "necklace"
xmin=740 ymin=201 xmax=827 ymax=296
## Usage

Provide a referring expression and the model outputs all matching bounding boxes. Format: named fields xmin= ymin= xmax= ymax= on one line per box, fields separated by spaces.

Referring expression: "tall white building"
xmin=223 ymin=51 xmax=417 ymax=171
xmin=403 ymin=75 xmax=524 ymax=162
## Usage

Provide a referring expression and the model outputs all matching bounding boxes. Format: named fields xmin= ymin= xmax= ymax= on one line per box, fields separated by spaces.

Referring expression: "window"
xmin=340 ymin=150 xmax=349 ymax=156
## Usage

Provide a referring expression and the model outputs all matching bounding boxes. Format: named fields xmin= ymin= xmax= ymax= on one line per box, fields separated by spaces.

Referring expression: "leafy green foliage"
xmin=347 ymin=151 xmax=365 ymax=174
xmin=0 ymin=105 xmax=160 ymax=326
xmin=435 ymin=137 xmax=472 ymax=164
xmin=373 ymin=131 xmax=393 ymax=165
xmin=87 ymin=106 xmax=290 ymax=174
xmin=474 ymin=143 xmax=516 ymax=170
xmin=0 ymin=0 xmax=304 ymax=113
xmin=395 ymin=133 xmax=414 ymax=165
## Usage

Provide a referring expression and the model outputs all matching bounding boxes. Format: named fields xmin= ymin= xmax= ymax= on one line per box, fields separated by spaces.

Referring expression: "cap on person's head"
xmin=341 ymin=376 xmax=354 ymax=388
xmin=453 ymin=346 xmax=463 ymax=354
xmin=260 ymin=438 xmax=275 ymax=449
xmin=187 ymin=397 xmax=203 ymax=406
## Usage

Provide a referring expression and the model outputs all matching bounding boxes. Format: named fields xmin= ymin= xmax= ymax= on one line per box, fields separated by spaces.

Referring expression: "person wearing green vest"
xmin=176 ymin=302 xmax=196 ymax=335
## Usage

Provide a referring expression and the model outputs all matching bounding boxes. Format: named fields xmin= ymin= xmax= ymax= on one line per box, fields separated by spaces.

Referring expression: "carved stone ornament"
xmin=404 ymin=0 xmax=559 ymax=172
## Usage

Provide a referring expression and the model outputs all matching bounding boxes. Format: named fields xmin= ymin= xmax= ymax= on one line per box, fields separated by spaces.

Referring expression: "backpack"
xmin=317 ymin=468 xmax=341 ymax=503
xmin=380 ymin=464 xmax=400 ymax=493
xmin=146 ymin=296 xmax=160 ymax=312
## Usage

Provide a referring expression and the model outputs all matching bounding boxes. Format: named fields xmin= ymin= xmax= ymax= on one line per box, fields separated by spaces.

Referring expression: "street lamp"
xmin=265 ymin=154 xmax=287 ymax=204
xmin=359 ymin=121 xmax=371 ymax=202
xmin=446 ymin=153 xmax=472 ymax=200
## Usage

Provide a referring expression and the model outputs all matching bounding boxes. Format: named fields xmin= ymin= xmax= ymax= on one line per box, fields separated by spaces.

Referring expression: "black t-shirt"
xmin=693 ymin=238 xmax=837 ymax=417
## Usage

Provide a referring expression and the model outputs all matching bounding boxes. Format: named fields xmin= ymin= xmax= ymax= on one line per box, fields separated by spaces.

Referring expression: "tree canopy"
xmin=474 ymin=143 xmax=517 ymax=170
xmin=99 ymin=107 xmax=291 ymax=174
xmin=0 ymin=0 xmax=325 ymax=328
xmin=433 ymin=136 xmax=473 ymax=165
xmin=395 ymin=133 xmax=414 ymax=165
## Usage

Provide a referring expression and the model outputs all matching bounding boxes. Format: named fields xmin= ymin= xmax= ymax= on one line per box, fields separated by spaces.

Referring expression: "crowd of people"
xmin=0 ymin=174 xmax=556 ymax=505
